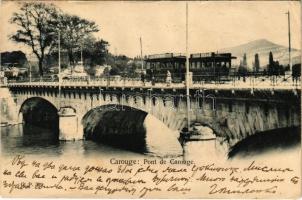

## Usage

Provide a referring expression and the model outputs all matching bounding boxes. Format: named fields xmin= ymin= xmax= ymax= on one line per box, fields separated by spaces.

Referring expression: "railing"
xmin=5 ymin=75 xmax=301 ymax=90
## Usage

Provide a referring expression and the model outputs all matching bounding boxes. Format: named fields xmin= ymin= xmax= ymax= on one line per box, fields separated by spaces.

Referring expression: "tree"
xmin=268 ymin=51 xmax=274 ymax=76
xmin=238 ymin=54 xmax=248 ymax=81
xmin=109 ymin=66 xmax=120 ymax=75
xmin=254 ymin=53 xmax=260 ymax=72
xmin=242 ymin=53 xmax=247 ymax=68
xmin=292 ymin=64 xmax=301 ymax=80
xmin=90 ymin=39 xmax=109 ymax=66
xmin=269 ymin=51 xmax=274 ymax=66
xmin=10 ymin=2 xmax=60 ymax=76
xmin=1 ymin=51 xmax=28 ymax=67
xmin=58 ymin=14 xmax=99 ymax=68
xmin=79 ymin=37 xmax=109 ymax=67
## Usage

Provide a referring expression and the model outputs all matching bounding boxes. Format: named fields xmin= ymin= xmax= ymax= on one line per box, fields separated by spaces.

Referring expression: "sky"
xmin=0 ymin=1 xmax=301 ymax=59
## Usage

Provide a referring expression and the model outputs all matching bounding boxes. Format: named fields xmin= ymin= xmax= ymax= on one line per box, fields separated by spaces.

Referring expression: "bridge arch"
xmin=81 ymin=104 xmax=182 ymax=156
xmin=19 ymin=97 xmax=59 ymax=130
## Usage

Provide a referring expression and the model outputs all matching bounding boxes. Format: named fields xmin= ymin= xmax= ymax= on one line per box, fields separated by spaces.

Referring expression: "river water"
xmin=1 ymin=114 xmax=227 ymax=161
xmin=1 ymin=116 xmax=300 ymax=162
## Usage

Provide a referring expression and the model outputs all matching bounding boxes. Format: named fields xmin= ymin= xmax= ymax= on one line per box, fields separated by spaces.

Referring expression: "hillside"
xmin=220 ymin=39 xmax=300 ymax=69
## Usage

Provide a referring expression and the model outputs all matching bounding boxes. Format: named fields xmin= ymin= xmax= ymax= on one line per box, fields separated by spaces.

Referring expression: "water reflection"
xmin=1 ymin=122 xmax=226 ymax=162
xmin=144 ymin=114 xmax=183 ymax=157
xmin=2 ymin=123 xmax=299 ymax=160
xmin=1 ymin=124 xmax=60 ymax=157
xmin=182 ymin=140 xmax=228 ymax=162
xmin=1 ymin=124 xmax=161 ymax=159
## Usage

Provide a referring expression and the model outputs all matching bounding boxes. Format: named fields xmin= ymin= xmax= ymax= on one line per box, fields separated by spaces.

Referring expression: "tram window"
xmin=152 ymin=97 xmax=156 ymax=106
xmin=228 ymin=102 xmax=232 ymax=112
xmin=245 ymin=103 xmax=250 ymax=113
xmin=198 ymin=98 xmax=202 ymax=108
xmin=264 ymin=104 xmax=269 ymax=116
xmin=197 ymin=62 xmax=201 ymax=68
xmin=173 ymin=96 xmax=179 ymax=108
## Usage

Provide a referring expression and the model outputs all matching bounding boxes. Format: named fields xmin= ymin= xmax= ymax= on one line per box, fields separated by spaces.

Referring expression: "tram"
xmin=144 ymin=52 xmax=236 ymax=83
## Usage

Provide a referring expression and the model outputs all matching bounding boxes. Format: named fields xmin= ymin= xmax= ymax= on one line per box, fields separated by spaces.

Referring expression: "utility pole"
xmin=140 ymin=37 xmax=144 ymax=71
xmin=58 ymin=29 xmax=61 ymax=108
xmin=29 ymin=61 xmax=32 ymax=83
xmin=81 ymin=44 xmax=83 ymax=66
xmin=0 ymin=53 xmax=2 ymax=86
xmin=286 ymin=11 xmax=292 ymax=71
xmin=185 ymin=2 xmax=191 ymax=132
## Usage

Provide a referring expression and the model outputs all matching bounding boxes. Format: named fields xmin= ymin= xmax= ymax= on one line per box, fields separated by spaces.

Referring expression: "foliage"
xmin=9 ymin=2 xmax=60 ymax=76
xmin=238 ymin=65 xmax=248 ymax=77
xmin=9 ymin=3 xmax=144 ymax=78
xmin=1 ymin=51 xmax=28 ymax=67
xmin=109 ymin=66 xmax=121 ymax=75
xmin=79 ymin=37 xmax=109 ymax=66
xmin=44 ymin=36 xmax=109 ymax=71
xmin=57 ymin=13 xmax=99 ymax=66
xmin=9 ymin=2 xmax=102 ymax=75
xmin=254 ymin=53 xmax=260 ymax=72
xmin=238 ymin=53 xmax=248 ymax=77
xmin=242 ymin=53 xmax=247 ymax=68
xmin=267 ymin=51 xmax=285 ymax=76
xmin=292 ymin=64 xmax=301 ymax=78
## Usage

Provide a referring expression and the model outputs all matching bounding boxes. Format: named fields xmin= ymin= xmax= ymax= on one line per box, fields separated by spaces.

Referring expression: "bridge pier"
xmin=58 ymin=107 xmax=83 ymax=140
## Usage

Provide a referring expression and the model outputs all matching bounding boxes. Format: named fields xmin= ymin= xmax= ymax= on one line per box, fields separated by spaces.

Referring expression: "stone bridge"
xmin=4 ymin=81 xmax=301 ymax=148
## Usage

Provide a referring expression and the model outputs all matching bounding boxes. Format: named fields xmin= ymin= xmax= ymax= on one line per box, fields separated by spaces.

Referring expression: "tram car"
xmin=144 ymin=52 xmax=236 ymax=83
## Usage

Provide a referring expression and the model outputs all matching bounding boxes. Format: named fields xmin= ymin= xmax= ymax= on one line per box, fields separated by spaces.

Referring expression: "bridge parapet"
xmin=6 ymin=75 xmax=301 ymax=91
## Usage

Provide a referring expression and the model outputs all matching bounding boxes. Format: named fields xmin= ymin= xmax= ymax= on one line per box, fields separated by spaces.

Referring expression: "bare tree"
xmin=10 ymin=2 xmax=60 ymax=76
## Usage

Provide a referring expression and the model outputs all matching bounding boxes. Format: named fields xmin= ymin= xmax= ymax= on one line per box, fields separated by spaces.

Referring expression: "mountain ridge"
xmin=220 ymin=39 xmax=300 ymax=68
